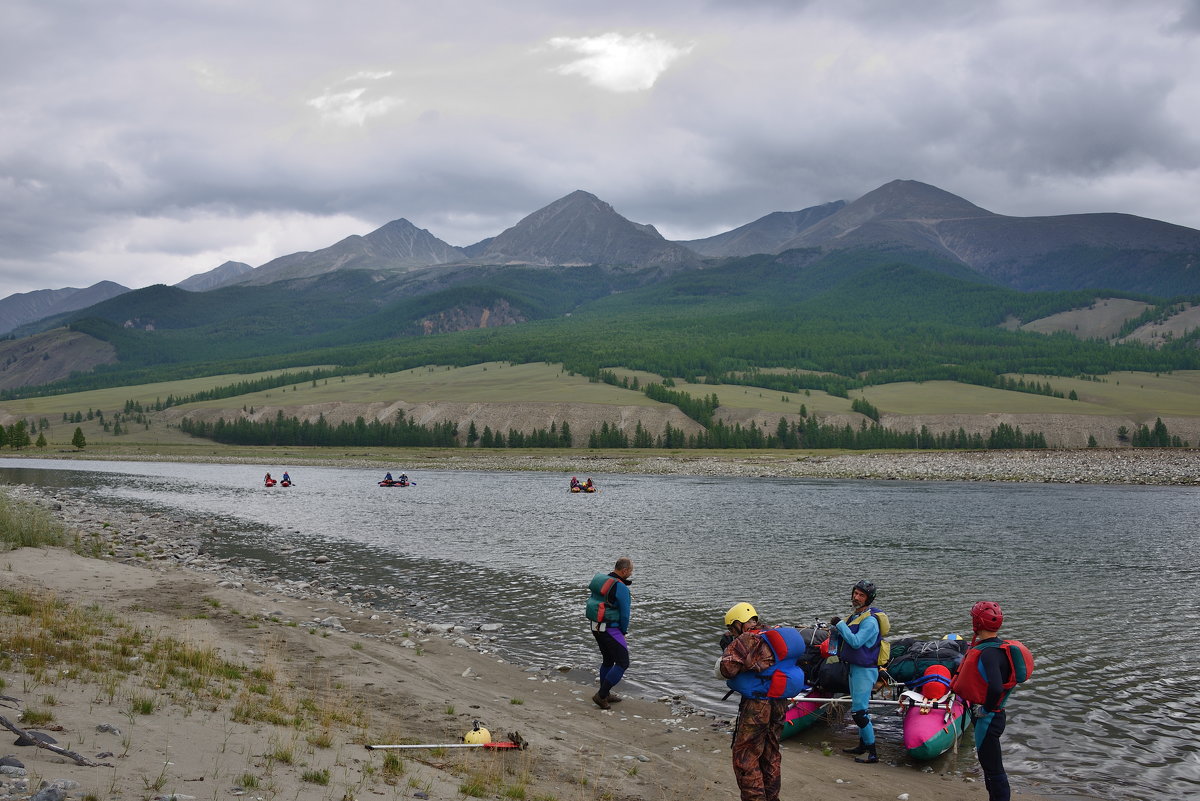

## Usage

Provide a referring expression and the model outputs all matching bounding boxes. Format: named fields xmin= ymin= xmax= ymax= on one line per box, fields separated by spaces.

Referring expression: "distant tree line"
xmin=1115 ymin=299 xmax=1200 ymax=339
xmin=121 ymin=369 xmax=343 ymax=412
xmin=1122 ymin=417 xmax=1189 ymax=447
xmin=175 ymin=407 xmax=1195 ymax=451
xmin=474 ymin=422 xmax=572 ymax=448
xmin=178 ymin=410 xmax=459 ymax=447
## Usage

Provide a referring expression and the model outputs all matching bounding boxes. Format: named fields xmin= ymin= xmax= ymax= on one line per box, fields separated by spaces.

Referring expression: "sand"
xmin=0 ymin=539 xmax=1041 ymax=801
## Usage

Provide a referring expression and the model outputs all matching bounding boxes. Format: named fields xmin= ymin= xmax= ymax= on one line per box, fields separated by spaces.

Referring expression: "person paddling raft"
xmin=379 ymin=472 xmax=412 ymax=487
xmin=281 ymin=472 xmax=292 ymax=486
xmin=264 ymin=472 xmax=276 ymax=487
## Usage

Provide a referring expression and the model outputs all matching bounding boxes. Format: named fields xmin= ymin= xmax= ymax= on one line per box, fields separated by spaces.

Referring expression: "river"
xmin=2 ymin=457 xmax=1196 ymax=801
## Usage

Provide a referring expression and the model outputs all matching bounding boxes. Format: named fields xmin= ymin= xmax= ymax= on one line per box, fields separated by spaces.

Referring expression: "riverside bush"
xmin=0 ymin=491 xmax=65 ymax=550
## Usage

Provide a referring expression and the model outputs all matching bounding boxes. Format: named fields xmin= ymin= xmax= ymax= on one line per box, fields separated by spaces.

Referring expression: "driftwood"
xmin=0 ymin=715 xmax=113 ymax=767
xmin=0 ymin=694 xmax=21 ymax=710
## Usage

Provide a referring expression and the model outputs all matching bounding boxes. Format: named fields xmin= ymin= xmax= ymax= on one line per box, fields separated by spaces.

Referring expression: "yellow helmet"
xmin=463 ymin=723 xmax=491 ymax=744
xmin=724 ymin=602 xmax=758 ymax=626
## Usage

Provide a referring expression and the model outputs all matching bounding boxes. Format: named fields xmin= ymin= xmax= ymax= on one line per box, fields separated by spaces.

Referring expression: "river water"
xmin=2 ymin=458 xmax=1196 ymax=801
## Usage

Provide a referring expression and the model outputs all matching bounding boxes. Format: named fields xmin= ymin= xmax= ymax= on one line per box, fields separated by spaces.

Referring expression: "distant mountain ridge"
xmin=681 ymin=201 xmax=846 ymax=257
xmin=0 ymin=281 xmax=129 ymax=335
xmin=235 ymin=219 xmax=468 ymax=286
xmin=7 ymin=179 xmax=1200 ymax=336
xmin=207 ymin=180 xmax=1200 ymax=296
xmin=467 ymin=190 xmax=701 ymax=271
xmin=175 ymin=261 xmax=253 ymax=292
xmin=772 ymin=180 xmax=1200 ymax=294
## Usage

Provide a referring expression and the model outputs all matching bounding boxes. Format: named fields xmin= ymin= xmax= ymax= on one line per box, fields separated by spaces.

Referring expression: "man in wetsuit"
xmin=952 ymin=601 xmax=1015 ymax=801
xmin=585 ymin=557 xmax=633 ymax=709
xmin=830 ymin=579 xmax=886 ymax=763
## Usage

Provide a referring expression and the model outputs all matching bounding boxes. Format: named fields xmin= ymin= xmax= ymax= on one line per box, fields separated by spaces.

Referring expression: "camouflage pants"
xmin=731 ymin=698 xmax=787 ymax=801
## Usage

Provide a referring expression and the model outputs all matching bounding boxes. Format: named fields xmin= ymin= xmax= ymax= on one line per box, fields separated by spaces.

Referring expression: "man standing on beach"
xmin=830 ymin=579 xmax=889 ymax=764
xmin=585 ymin=557 xmax=633 ymax=710
xmin=719 ymin=603 xmax=789 ymax=801
xmin=951 ymin=601 xmax=1031 ymax=801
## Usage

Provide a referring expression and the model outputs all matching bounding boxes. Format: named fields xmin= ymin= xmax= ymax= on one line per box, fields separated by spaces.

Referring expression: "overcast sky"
xmin=2 ymin=0 xmax=1198 ymax=296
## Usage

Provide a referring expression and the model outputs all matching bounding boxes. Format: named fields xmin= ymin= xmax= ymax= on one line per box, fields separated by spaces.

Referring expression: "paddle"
xmin=366 ymin=741 xmax=522 ymax=751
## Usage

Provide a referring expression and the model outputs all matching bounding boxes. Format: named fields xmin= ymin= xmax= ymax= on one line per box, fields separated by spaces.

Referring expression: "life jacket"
xmin=950 ymin=638 xmax=1034 ymax=707
xmin=841 ymin=607 xmax=891 ymax=667
xmin=585 ymin=573 xmax=621 ymax=626
xmin=911 ymin=664 xmax=952 ymax=700
xmin=726 ymin=627 xmax=810 ymax=699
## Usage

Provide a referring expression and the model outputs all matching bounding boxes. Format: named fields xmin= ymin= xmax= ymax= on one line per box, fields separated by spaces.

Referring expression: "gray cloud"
xmin=2 ymin=0 xmax=1198 ymax=294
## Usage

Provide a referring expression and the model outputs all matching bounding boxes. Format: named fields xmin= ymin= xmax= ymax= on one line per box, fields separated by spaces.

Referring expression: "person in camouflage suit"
xmin=719 ymin=603 xmax=788 ymax=801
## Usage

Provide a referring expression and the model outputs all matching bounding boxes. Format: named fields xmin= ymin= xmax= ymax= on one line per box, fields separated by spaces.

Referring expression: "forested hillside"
xmin=5 ymin=246 xmax=1197 ymax=404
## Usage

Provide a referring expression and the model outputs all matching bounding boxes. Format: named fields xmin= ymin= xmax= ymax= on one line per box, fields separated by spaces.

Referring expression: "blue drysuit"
xmin=835 ymin=614 xmax=880 ymax=745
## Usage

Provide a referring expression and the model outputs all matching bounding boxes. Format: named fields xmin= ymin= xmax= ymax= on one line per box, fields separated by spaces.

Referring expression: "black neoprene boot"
xmin=842 ymin=738 xmax=868 ymax=755
xmin=985 ymin=773 xmax=1011 ymax=801
xmin=854 ymin=744 xmax=878 ymax=763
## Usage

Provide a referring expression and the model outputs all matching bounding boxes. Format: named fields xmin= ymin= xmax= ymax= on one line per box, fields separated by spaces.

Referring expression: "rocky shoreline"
xmin=1 ymin=483 xmax=554 ymax=671
xmin=8 ymin=445 xmax=1200 ymax=486
xmin=394 ymin=447 xmax=1200 ymax=485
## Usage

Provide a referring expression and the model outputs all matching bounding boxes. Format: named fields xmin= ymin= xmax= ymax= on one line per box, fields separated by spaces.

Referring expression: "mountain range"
xmin=0 ymin=281 xmax=129 ymax=336
xmin=207 ymin=179 xmax=1200 ymax=297
xmin=3 ymin=179 xmax=1199 ymax=394
xmin=7 ymin=180 xmax=1200 ymax=322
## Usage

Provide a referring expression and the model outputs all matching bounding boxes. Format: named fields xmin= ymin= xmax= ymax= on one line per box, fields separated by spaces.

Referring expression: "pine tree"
xmin=72 ymin=427 xmax=87 ymax=449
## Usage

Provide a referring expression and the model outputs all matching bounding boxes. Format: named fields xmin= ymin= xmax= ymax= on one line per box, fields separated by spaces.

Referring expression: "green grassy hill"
xmin=5 ymin=361 xmax=1197 ymax=455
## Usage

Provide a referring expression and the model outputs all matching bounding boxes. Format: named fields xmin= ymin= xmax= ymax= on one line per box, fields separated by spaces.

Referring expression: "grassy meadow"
xmin=2 ymin=362 xmax=1198 ymax=454
xmin=0 ymin=367 xmax=335 ymax=418
xmin=179 ymin=362 xmax=663 ymax=408
xmin=860 ymin=371 xmax=1200 ymax=417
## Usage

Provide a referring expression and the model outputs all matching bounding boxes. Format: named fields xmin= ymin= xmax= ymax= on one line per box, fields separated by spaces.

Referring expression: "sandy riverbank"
xmin=0 ymin=484 xmax=1060 ymax=801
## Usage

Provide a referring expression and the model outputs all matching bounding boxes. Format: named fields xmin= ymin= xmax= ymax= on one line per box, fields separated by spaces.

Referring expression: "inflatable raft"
xmin=778 ymin=636 xmax=970 ymax=761
xmin=900 ymin=689 xmax=970 ymax=760
xmin=781 ymin=690 xmax=832 ymax=737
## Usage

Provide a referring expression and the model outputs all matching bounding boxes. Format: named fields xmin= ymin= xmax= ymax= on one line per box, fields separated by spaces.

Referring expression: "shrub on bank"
xmin=0 ymin=491 xmax=66 ymax=550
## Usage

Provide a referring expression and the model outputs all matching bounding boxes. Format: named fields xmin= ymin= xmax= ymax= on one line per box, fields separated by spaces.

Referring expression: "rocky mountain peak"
xmin=474 ymin=190 xmax=696 ymax=269
xmin=175 ymin=261 xmax=253 ymax=292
